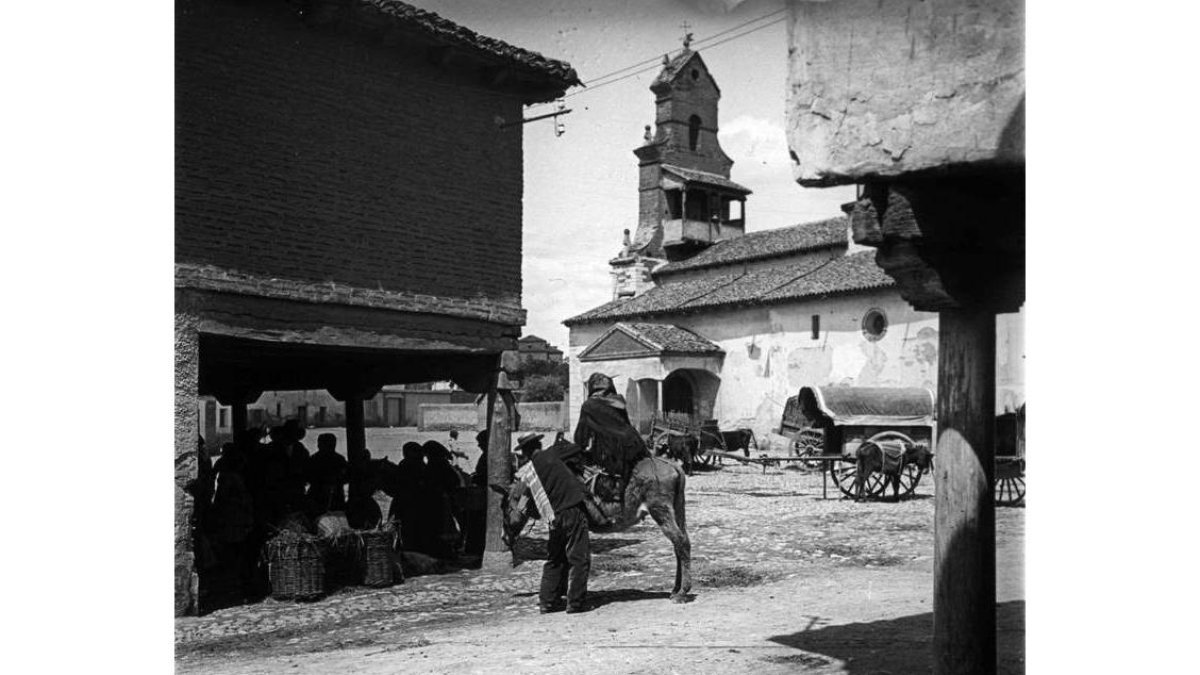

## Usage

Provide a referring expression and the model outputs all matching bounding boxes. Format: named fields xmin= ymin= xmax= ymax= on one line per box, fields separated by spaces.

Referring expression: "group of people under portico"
xmin=189 ymin=421 xmax=492 ymax=606
xmin=187 ymin=370 xmax=648 ymax=612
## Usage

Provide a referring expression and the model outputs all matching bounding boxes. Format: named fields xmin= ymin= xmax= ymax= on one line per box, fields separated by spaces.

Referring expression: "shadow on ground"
xmin=766 ymin=600 xmax=1024 ymax=674
xmin=511 ymin=536 xmax=642 ymax=564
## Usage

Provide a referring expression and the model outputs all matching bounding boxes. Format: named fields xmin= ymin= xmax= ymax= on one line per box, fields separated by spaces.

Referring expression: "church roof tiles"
xmin=654 ymin=217 xmax=849 ymax=277
xmin=563 ymin=250 xmax=893 ymax=326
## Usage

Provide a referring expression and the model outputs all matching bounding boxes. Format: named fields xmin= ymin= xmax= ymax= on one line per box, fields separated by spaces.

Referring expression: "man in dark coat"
xmin=389 ymin=442 xmax=428 ymax=553
xmin=574 ymin=372 xmax=649 ymax=486
xmin=521 ymin=440 xmax=591 ymax=613
xmin=306 ymin=433 xmax=348 ymax=516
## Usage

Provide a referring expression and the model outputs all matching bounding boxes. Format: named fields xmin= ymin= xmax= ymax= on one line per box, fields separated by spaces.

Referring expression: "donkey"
xmin=853 ymin=439 xmax=933 ymax=502
xmin=493 ymin=454 xmax=692 ymax=603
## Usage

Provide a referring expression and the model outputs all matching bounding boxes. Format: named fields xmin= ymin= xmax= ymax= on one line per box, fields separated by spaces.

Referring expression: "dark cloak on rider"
xmin=573 ymin=373 xmax=649 ymax=480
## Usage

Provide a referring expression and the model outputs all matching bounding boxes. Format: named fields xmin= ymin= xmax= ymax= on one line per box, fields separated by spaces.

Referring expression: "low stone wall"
xmin=419 ymin=401 xmax=568 ymax=432
xmin=418 ymin=403 xmax=480 ymax=431
xmin=513 ymin=402 xmax=569 ymax=432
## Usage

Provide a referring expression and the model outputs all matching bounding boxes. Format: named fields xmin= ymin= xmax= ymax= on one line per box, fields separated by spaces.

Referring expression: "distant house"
xmin=563 ymin=50 xmax=1023 ymax=438
xmin=517 ymin=335 xmax=565 ymax=363
xmin=175 ymin=0 xmax=576 ymax=615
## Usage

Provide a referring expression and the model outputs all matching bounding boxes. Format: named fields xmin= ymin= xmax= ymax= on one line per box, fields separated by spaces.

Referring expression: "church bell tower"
xmin=611 ymin=48 xmax=752 ymax=299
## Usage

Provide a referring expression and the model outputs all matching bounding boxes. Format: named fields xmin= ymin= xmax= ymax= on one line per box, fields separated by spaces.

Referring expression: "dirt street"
xmin=176 ymin=462 xmax=1024 ymax=674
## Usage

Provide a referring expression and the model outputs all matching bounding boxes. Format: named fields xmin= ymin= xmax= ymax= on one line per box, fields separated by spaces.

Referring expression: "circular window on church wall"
xmin=862 ymin=308 xmax=888 ymax=342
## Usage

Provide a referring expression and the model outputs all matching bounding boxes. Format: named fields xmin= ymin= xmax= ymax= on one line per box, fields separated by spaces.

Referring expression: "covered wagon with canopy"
xmin=780 ymin=386 xmax=935 ymax=499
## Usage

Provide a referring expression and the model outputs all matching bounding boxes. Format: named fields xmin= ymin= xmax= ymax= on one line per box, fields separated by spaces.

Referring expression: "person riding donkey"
xmin=573 ymin=373 xmax=650 ymax=505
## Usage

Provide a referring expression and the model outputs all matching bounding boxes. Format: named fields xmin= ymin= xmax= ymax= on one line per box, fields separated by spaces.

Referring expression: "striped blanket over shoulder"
xmin=516 ymin=461 xmax=555 ymax=522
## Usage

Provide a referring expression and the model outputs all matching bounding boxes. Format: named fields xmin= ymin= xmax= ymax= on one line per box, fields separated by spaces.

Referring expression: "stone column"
xmin=174 ymin=310 xmax=201 ymax=616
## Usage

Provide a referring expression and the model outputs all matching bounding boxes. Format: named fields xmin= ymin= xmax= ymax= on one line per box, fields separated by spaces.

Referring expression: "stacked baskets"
xmin=265 ymin=521 xmax=401 ymax=600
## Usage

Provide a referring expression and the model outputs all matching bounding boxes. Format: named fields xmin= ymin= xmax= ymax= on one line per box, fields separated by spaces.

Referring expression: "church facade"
xmin=563 ymin=50 xmax=1023 ymax=442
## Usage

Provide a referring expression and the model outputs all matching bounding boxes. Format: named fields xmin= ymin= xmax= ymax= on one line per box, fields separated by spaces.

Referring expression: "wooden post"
xmin=345 ymin=394 xmax=366 ymax=464
xmin=482 ymin=362 xmax=515 ymax=570
xmin=231 ymin=401 xmax=248 ymax=441
xmin=933 ymin=307 xmax=997 ymax=675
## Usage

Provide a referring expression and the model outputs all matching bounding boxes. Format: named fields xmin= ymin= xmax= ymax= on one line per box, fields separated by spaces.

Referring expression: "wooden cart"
xmin=993 ymin=404 xmax=1026 ymax=506
xmin=781 ymin=386 xmax=935 ymax=500
xmin=648 ymin=412 xmax=757 ymax=472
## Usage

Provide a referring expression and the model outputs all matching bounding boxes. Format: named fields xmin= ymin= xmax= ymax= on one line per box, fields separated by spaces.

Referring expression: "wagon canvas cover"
xmin=801 ymin=386 xmax=934 ymax=428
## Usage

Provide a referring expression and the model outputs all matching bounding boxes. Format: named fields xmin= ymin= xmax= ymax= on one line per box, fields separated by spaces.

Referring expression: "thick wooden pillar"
xmin=329 ymin=384 xmax=380 ymax=505
xmin=848 ymin=176 xmax=1022 ymax=675
xmin=934 ymin=308 xmax=997 ymax=675
xmin=231 ymin=402 xmax=248 ymax=441
xmin=345 ymin=394 xmax=366 ymax=464
xmin=482 ymin=353 xmax=520 ymax=570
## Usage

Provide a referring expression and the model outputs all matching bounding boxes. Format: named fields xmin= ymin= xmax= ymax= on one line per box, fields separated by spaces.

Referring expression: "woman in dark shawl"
xmin=573 ymin=372 xmax=649 ymax=481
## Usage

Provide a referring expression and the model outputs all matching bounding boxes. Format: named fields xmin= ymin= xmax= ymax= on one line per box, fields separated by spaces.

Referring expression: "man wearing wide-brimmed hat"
xmin=514 ymin=432 xmax=545 ymax=464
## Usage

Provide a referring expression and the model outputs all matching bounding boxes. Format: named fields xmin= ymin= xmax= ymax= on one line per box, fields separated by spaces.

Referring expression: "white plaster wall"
xmin=567 ymin=291 xmax=1025 ymax=440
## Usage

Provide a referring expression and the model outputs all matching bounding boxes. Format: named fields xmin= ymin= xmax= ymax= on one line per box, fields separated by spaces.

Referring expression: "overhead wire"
xmin=565 ymin=7 xmax=787 ymax=90
xmin=528 ymin=9 xmax=789 ymax=110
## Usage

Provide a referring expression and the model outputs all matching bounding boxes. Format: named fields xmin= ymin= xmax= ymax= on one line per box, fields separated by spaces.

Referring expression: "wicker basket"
xmin=266 ymin=532 xmax=326 ymax=600
xmin=361 ymin=527 xmax=400 ymax=588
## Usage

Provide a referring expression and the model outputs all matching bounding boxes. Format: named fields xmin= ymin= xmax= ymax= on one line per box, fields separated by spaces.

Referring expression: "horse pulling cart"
xmin=780 ymin=386 xmax=936 ymax=500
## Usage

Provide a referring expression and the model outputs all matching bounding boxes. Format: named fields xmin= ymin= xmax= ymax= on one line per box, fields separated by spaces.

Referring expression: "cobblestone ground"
xmin=176 ymin=462 xmax=1025 ymax=674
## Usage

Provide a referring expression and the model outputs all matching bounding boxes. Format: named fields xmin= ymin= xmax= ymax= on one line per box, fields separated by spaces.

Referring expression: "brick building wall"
xmin=176 ymin=0 xmax=526 ymax=306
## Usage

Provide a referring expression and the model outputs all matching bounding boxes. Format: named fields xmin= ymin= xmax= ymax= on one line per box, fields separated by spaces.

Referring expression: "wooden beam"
xmin=933 ymin=307 xmax=997 ymax=675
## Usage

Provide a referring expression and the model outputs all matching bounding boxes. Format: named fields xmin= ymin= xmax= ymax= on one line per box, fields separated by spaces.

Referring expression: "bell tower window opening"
xmin=721 ymin=197 xmax=743 ymax=222
xmin=688 ymin=115 xmax=701 ymax=150
xmin=685 ymin=188 xmax=710 ymax=221
xmin=666 ymin=189 xmax=682 ymax=219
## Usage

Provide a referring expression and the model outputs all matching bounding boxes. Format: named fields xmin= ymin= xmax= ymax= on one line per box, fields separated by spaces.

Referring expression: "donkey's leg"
xmin=673 ymin=470 xmax=691 ymax=598
xmin=646 ymin=500 xmax=690 ymax=602
xmin=614 ymin=473 xmax=649 ymax=531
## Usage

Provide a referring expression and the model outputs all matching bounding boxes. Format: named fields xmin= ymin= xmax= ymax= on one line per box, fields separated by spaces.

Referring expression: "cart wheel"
xmin=896 ymin=461 xmax=924 ymax=496
xmin=830 ymin=461 xmax=886 ymax=499
xmin=866 ymin=430 xmax=917 ymax=447
xmin=694 ymin=447 xmax=716 ymax=467
xmin=792 ymin=440 xmax=825 ymax=471
xmin=994 ymin=460 xmax=1025 ymax=506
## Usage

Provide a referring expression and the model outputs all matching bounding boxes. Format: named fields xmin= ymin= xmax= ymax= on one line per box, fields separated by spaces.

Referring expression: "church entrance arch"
xmin=662 ymin=368 xmax=721 ymax=422
xmin=663 ymin=371 xmax=695 ymax=416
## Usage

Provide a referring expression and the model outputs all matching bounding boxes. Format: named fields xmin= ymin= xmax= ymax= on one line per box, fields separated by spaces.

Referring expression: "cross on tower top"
xmin=681 ymin=21 xmax=693 ymax=49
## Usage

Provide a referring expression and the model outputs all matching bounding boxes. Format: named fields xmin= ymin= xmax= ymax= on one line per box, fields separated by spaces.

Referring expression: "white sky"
xmin=417 ymin=0 xmax=856 ymax=349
